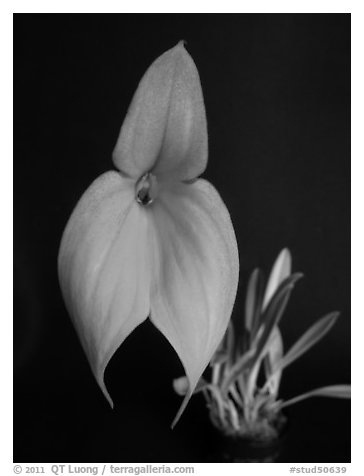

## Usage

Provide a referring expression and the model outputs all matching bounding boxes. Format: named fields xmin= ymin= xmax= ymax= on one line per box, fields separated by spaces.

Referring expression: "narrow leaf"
xmin=245 ymin=268 xmax=260 ymax=331
xmin=220 ymin=347 xmax=256 ymax=393
xmin=278 ymin=312 xmax=339 ymax=372
xmin=264 ymin=326 xmax=284 ymax=395
xmin=210 ymin=349 xmax=228 ymax=366
xmin=225 ymin=321 xmax=235 ymax=364
xmin=228 ymin=382 xmax=244 ymax=407
xmin=227 ymin=399 xmax=240 ymax=431
xmin=263 ymin=248 xmax=292 ymax=311
xmin=221 ymin=273 xmax=302 ymax=394
xmin=243 ymin=274 xmax=302 ymax=399
xmin=251 ymin=273 xmax=303 ymax=369
xmin=280 ymin=385 xmax=351 ymax=409
xmin=250 ymin=269 xmax=266 ymax=342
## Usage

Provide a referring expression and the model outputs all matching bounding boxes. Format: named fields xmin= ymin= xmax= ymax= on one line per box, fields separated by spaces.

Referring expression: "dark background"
xmin=14 ymin=14 xmax=350 ymax=463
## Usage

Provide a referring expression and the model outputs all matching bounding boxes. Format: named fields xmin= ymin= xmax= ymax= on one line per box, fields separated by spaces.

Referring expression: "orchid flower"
xmin=58 ymin=42 xmax=239 ymax=426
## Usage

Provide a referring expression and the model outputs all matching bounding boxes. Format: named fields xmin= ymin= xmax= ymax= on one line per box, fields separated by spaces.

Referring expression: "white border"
xmin=4 ymin=2 xmax=361 ymax=474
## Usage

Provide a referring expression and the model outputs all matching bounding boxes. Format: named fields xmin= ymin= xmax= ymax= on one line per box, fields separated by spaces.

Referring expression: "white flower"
xmin=58 ymin=42 xmax=239 ymax=426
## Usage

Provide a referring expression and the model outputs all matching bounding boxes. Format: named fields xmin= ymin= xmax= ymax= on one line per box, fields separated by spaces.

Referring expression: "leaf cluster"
xmin=173 ymin=249 xmax=350 ymax=440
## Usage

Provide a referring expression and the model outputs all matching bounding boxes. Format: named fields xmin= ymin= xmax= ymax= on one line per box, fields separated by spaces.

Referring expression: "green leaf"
xmin=277 ymin=312 xmax=339 ymax=373
xmin=262 ymin=248 xmax=292 ymax=311
xmin=279 ymin=385 xmax=351 ymax=409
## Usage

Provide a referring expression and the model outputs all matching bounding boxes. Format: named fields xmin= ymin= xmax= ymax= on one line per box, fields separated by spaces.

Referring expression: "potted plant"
xmin=173 ymin=249 xmax=350 ymax=462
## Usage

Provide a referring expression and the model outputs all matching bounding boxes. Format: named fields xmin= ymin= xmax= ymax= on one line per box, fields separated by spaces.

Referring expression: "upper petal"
xmin=148 ymin=179 xmax=239 ymax=426
xmin=112 ymin=42 xmax=208 ymax=181
xmin=58 ymin=171 xmax=151 ymax=406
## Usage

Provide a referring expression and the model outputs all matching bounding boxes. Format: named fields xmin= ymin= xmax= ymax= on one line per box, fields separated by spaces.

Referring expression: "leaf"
xmin=209 ymin=385 xmax=228 ymax=425
xmin=242 ymin=273 xmax=302 ymax=399
xmin=262 ymin=248 xmax=292 ymax=311
xmin=214 ymin=321 xmax=234 ymax=365
xmin=245 ymin=268 xmax=260 ymax=332
xmin=210 ymin=349 xmax=229 ymax=366
xmin=276 ymin=312 xmax=339 ymax=373
xmin=220 ymin=347 xmax=256 ymax=393
xmin=228 ymin=382 xmax=244 ymax=407
xmin=227 ymin=399 xmax=240 ymax=431
xmin=112 ymin=42 xmax=208 ymax=182
xmin=150 ymin=179 xmax=239 ymax=428
xmin=264 ymin=326 xmax=284 ymax=395
xmin=250 ymin=269 xmax=266 ymax=343
xmin=279 ymin=385 xmax=351 ymax=409
xmin=251 ymin=272 xmax=303 ymax=370
xmin=220 ymin=273 xmax=299 ymax=395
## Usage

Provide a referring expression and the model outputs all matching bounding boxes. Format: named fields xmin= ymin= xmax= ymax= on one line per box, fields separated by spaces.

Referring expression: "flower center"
xmin=135 ymin=173 xmax=158 ymax=206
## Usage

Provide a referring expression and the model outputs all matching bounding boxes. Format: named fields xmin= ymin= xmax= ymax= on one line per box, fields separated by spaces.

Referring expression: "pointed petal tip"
xmin=150 ymin=179 xmax=238 ymax=427
xmin=159 ymin=40 xmax=193 ymax=72
xmin=171 ymin=390 xmax=193 ymax=429
xmin=169 ymin=40 xmax=188 ymax=56
xmin=175 ymin=39 xmax=187 ymax=50
xmin=58 ymin=172 xmax=151 ymax=414
xmin=113 ymin=40 xmax=208 ymax=181
xmin=96 ymin=369 xmax=115 ymax=409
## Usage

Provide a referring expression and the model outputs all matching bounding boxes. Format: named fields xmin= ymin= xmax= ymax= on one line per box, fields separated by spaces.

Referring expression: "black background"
xmin=14 ymin=14 xmax=350 ymax=463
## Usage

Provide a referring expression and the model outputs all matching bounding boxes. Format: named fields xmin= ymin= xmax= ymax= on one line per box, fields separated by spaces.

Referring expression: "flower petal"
xmin=58 ymin=171 xmax=151 ymax=406
xmin=149 ymin=179 xmax=239 ymax=426
xmin=112 ymin=42 xmax=208 ymax=181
